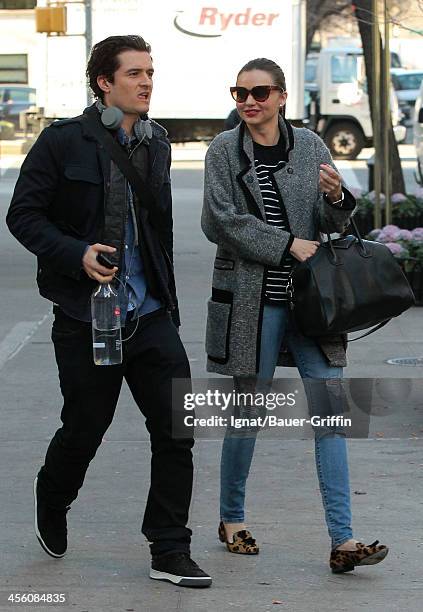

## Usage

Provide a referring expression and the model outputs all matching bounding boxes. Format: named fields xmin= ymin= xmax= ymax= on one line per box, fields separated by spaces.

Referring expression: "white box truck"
xmin=306 ymin=47 xmax=406 ymax=159
xmin=33 ymin=0 xmax=306 ymax=140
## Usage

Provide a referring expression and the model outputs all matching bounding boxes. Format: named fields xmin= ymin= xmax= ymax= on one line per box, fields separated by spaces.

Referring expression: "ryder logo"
xmin=174 ymin=7 xmax=280 ymax=38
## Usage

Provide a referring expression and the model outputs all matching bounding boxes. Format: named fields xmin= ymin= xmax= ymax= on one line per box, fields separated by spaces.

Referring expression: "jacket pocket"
xmin=214 ymin=257 xmax=235 ymax=271
xmin=64 ymin=165 xmax=102 ymax=184
xmin=206 ymin=289 xmax=233 ymax=364
xmin=61 ymin=165 xmax=102 ymax=236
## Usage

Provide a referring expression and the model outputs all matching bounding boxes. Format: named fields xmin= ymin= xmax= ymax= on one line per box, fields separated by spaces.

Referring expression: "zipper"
xmin=255 ymin=273 xmax=266 ymax=374
xmin=287 ymin=273 xmax=295 ymax=311
xmin=158 ymin=238 xmax=176 ymax=311
xmin=127 ymin=143 xmax=140 ymax=247
xmin=128 ymin=139 xmax=175 ymax=312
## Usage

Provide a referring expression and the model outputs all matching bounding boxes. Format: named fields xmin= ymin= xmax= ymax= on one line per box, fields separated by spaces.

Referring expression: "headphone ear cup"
xmin=138 ymin=119 xmax=153 ymax=141
xmin=144 ymin=120 xmax=153 ymax=140
xmin=101 ymin=106 xmax=124 ymax=130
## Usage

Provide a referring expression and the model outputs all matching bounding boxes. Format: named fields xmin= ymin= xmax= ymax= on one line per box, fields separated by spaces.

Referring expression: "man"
xmin=6 ymin=35 xmax=211 ymax=588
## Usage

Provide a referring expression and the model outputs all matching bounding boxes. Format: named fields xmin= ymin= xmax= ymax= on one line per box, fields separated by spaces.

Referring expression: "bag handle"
xmin=325 ymin=216 xmax=370 ymax=263
xmin=347 ymin=319 xmax=391 ymax=341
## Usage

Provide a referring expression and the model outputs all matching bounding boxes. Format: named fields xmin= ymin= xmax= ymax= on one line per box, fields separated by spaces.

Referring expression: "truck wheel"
xmin=324 ymin=122 xmax=365 ymax=160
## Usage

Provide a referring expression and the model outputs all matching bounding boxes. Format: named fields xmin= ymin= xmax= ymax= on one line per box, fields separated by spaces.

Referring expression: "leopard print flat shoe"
xmin=330 ymin=540 xmax=389 ymax=573
xmin=218 ymin=521 xmax=259 ymax=554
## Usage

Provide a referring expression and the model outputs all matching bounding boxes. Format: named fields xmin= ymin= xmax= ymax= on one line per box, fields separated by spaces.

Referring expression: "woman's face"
xmin=235 ymin=69 xmax=287 ymax=128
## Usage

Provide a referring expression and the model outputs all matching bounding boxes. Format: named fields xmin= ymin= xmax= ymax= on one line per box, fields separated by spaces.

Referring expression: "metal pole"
xmin=383 ymin=0 xmax=392 ymax=223
xmin=85 ymin=0 xmax=93 ymax=105
xmin=372 ymin=0 xmax=382 ymax=228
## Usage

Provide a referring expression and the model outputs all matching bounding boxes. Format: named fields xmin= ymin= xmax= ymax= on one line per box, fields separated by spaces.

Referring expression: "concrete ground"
xmin=0 ymin=145 xmax=422 ymax=612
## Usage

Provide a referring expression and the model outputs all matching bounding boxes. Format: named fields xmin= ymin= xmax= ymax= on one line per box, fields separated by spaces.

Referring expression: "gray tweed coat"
xmin=201 ymin=116 xmax=356 ymax=377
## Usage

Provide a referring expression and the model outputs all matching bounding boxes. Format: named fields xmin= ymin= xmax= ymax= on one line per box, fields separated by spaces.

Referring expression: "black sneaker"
xmin=33 ymin=476 xmax=69 ymax=558
xmin=150 ymin=552 xmax=212 ymax=587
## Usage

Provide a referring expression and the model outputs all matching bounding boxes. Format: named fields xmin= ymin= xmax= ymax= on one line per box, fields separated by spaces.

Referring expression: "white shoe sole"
xmin=33 ymin=476 xmax=66 ymax=559
xmin=150 ymin=569 xmax=212 ymax=587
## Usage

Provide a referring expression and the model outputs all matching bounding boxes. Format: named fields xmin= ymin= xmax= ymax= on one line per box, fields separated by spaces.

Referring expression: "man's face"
xmin=98 ymin=50 xmax=154 ymax=115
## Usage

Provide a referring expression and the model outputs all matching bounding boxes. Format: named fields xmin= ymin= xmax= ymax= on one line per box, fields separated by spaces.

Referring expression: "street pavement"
xmin=0 ymin=145 xmax=422 ymax=612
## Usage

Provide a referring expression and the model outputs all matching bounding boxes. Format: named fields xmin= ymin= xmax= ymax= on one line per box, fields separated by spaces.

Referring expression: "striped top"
xmin=253 ymin=137 xmax=295 ymax=304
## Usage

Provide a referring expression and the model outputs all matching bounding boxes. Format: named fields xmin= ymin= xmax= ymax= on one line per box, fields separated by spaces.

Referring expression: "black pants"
xmin=37 ymin=306 xmax=193 ymax=557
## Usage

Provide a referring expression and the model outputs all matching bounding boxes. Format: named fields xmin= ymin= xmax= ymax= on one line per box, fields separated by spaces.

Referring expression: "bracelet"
xmin=326 ymin=191 xmax=344 ymax=206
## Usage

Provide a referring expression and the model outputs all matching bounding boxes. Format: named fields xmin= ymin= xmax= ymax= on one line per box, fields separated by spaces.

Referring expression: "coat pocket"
xmin=214 ymin=257 xmax=235 ymax=271
xmin=61 ymin=164 xmax=102 ymax=236
xmin=64 ymin=165 xmax=102 ymax=184
xmin=206 ymin=289 xmax=233 ymax=364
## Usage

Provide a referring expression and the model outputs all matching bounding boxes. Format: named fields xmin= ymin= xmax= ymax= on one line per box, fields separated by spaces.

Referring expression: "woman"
xmin=201 ymin=58 xmax=388 ymax=573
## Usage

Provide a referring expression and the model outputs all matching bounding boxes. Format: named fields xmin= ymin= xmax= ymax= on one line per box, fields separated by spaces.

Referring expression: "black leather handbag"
xmin=288 ymin=218 xmax=415 ymax=340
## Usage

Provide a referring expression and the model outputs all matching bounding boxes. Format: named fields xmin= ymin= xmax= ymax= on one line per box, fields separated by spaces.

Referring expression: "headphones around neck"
xmin=96 ymin=100 xmax=153 ymax=140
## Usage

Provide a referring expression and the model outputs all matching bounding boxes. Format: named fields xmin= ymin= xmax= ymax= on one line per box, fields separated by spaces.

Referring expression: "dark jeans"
xmin=37 ymin=306 xmax=193 ymax=557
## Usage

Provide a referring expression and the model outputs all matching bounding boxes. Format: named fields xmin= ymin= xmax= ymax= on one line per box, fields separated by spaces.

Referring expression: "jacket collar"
xmin=81 ymin=104 xmax=169 ymax=186
xmin=235 ymin=114 xmax=295 ymax=222
xmin=81 ymin=104 xmax=168 ymax=144
xmin=237 ymin=113 xmax=295 ymax=169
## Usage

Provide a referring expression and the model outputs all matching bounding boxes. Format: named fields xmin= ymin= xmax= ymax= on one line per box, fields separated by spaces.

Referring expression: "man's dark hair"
xmin=86 ymin=35 xmax=152 ymax=101
xmin=237 ymin=57 xmax=286 ymax=91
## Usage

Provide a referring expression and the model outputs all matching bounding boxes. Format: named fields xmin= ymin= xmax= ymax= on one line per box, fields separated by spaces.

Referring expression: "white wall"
xmin=0 ymin=10 xmax=45 ymax=94
xmin=391 ymin=38 xmax=423 ymax=69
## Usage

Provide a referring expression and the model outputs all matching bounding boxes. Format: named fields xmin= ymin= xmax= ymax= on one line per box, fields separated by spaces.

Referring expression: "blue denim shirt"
xmin=116 ymin=126 xmax=162 ymax=324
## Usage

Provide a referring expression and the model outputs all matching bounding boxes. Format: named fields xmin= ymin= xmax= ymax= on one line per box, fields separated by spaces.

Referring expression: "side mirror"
xmin=419 ymin=107 xmax=423 ymax=123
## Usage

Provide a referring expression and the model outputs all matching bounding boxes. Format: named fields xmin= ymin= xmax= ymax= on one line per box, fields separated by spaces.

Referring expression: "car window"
xmin=8 ymin=88 xmax=35 ymax=103
xmin=392 ymin=73 xmax=423 ymax=91
xmin=305 ymin=60 xmax=317 ymax=84
xmin=390 ymin=52 xmax=401 ymax=68
xmin=331 ymin=54 xmax=358 ymax=83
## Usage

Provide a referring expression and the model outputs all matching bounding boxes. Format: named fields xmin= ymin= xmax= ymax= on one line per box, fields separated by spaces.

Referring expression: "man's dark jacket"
xmin=6 ymin=104 xmax=180 ymax=326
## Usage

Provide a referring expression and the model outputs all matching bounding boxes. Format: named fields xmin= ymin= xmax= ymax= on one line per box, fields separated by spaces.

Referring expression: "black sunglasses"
xmin=230 ymin=85 xmax=284 ymax=103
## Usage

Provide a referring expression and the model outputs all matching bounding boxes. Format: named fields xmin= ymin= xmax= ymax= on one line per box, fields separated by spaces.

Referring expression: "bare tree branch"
xmin=306 ymin=0 xmax=413 ymax=53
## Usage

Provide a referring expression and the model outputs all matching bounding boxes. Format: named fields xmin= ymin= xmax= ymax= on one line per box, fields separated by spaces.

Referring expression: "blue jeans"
xmin=220 ymin=304 xmax=353 ymax=549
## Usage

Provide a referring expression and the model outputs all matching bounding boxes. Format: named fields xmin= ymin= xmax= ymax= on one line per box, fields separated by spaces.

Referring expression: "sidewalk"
xmin=0 ymin=304 xmax=422 ymax=612
xmin=0 ymin=149 xmax=422 ymax=612
xmin=0 ymin=137 xmax=416 ymax=163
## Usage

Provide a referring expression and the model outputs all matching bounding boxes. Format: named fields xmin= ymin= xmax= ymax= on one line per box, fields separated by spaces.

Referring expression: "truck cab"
xmin=309 ymin=47 xmax=406 ymax=159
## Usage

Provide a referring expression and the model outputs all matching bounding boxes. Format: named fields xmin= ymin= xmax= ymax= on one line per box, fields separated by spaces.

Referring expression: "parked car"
xmin=413 ymin=79 xmax=423 ymax=184
xmin=391 ymin=69 xmax=423 ymax=120
xmin=0 ymin=85 xmax=36 ymax=127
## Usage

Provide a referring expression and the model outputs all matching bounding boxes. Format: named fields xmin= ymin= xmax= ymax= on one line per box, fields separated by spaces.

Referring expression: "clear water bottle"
xmin=91 ymin=283 xmax=122 ymax=366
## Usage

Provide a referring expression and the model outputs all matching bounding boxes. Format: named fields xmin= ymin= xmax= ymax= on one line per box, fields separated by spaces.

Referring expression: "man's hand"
xmin=289 ymin=238 xmax=320 ymax=262
xmin=319 ymin=163 xmax=342 ymax=202
xmin=82 ymin=243 xmax=118 ymax=283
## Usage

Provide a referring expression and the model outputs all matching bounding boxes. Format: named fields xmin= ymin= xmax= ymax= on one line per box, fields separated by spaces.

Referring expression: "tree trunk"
xmin=353 ymin=0 xmax=406 ymax=195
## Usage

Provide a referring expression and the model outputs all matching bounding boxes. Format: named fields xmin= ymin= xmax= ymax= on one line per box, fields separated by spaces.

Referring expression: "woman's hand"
xmin=319 ymin=164 xmax=342 ymax=202
xmin=289 ymin=238 xmax=320 ymax=262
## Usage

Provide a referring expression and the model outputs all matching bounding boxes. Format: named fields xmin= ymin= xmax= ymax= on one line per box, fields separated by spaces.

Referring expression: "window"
xmin=3 ymin=87 xmax=36 ymax=103
xmin=390 ymin=52 xmax=401 ymax=68
xmin=305 ymin=60 xmax=317 ymax=84
xmin=331 ymin=54 xmax=358 ymax=84
xmin=392 ymin=73 xmax=423 ymax=91
xmin=0 ymin=54 xmax=28 ymax=84
xmin=0 ymin=1 xmax=37 ymax=8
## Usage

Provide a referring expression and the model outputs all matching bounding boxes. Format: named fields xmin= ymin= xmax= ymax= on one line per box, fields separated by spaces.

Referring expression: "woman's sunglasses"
xmin=230 ymin=85 xmax=284 ymax=103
